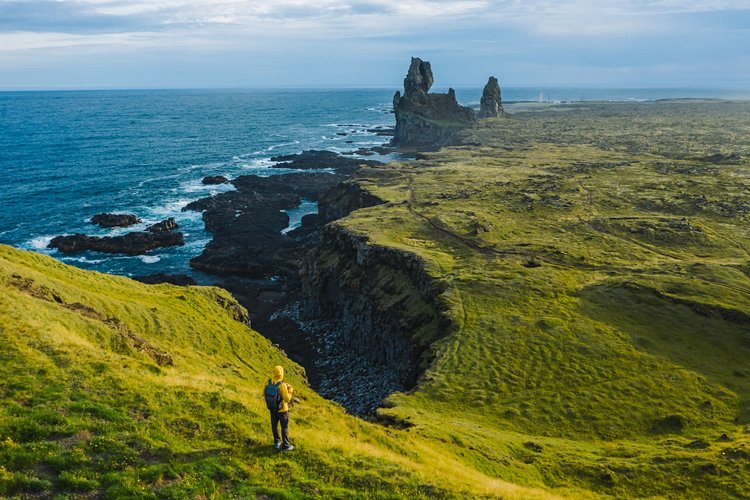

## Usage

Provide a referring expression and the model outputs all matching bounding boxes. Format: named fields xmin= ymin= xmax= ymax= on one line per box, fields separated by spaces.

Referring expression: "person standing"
xmin=264 ymin=365 xmax=294 ymax=451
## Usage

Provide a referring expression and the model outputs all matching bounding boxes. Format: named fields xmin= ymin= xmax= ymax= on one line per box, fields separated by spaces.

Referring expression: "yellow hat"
xmin=273 ymin=365 xmax=284 ymax=382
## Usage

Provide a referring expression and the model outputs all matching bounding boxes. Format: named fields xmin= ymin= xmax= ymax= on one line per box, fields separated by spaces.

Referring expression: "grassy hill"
xmin=0 ymin=245 xmax=552 ymax=498
xmin=331 ymin=101 xmax=750 ymax=498
xmin=2 ymin=100 xmax=750 ymax=498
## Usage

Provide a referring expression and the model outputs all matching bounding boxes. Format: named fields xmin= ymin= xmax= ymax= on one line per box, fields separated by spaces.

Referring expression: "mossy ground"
xmin=337 ymin=101 xmax=750 ymax=498
xmin=0 ymin=246 xmax=552 ymax=499
xmin=2 ymin=100 xmax=750 ymax=498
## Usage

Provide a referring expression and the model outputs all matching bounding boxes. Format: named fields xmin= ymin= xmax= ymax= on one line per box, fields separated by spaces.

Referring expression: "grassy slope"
xmin=0 ymin=245 xmax=555 ymax=499
xmin=337 ymin=101 xmax=750 ymax=498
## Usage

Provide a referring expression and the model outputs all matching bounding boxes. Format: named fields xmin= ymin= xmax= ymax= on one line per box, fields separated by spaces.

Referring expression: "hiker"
xmin=264 ymin=365 xmax=294 ymax=451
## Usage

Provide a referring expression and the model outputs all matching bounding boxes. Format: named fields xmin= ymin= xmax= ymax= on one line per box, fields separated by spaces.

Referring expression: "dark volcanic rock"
xmin=478 ymin=76 xmax=503 ymax=118
xmin=133 ymin=274 xmax=197 ymax=286
xmin=319 ymin=182 xmax=384 ymax=223
xmin=367 ymin=127 xmax=396 ymax=136
xmin=147 ymin=218 xmax=178 ymax=233
xmin=49 ymin=231 xmax=184 ymax=255
xmin=202 ymin=175 xmax=229 ymax=185
xmin=183 ymin=168 xmax=359 ymax=277
xmin=270 ymin=150 xmax=382 ymax=174
xmin=91 ymin=213 xmax=140 ymax=228
xmin=391 ymin=57 xmax=476 ymax=148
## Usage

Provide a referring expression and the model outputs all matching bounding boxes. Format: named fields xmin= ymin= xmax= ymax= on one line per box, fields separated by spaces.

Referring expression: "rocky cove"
xmin=44 ymin=58 xmax=501 ymax=416
xmin=176 ymin=58 xmax=501 ymax=415
xmin=177 ymin=154 xmax=454 ymax=416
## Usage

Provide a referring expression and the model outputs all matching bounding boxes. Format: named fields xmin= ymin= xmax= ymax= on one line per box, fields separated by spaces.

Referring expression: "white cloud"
xmin=1 ymin=0 xmax=748 ymax=50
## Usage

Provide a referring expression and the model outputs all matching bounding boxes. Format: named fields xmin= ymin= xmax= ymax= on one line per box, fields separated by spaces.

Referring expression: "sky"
xmin=0 ymin=0 xmax=749 ymax=89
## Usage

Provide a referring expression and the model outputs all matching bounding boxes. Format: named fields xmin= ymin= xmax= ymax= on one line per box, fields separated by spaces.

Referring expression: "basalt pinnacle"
xmin=479 ymin=76 xmax=503 ymax=118
xmin=391 ymin=57 xmax=476 ymax=148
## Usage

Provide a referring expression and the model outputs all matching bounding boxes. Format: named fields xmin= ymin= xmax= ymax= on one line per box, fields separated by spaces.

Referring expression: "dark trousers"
xmin=270 ymin=410 xmax=290 ymax=446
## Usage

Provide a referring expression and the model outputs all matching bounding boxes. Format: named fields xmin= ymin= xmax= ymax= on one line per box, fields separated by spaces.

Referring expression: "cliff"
xmin=314 ymin=100 xmax=750 ymax=497
xmin=391 ymin=57 xmax=476 ymax=148
xmin=301 ymin=214 xmax=451 ymax=415
xmin=0 ymin=244 xmax=544 ymax=498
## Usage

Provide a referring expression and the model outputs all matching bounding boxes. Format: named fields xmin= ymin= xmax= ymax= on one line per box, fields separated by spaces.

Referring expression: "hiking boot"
xmin=273 ymin=440 xmax=282 ymax=450
xmin=280 ymin=444 xmax=295 ymax=452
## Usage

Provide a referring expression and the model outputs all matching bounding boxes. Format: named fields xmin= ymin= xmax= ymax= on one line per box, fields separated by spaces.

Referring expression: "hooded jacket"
xmin=272 ymin=365 xmax=293 ymax=413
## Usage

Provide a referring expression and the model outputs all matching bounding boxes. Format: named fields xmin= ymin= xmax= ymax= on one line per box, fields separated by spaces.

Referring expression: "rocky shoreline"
xmin=49 ymin=218 xmax=184 ymax=255
xmin=45 ymin=57 xmax=503 ymax=416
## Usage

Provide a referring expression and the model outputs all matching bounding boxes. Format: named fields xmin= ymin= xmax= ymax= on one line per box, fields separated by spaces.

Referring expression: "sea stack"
xmin=478 ymin=76 xmax=503 ymax=118
xmin=391 ymin=57 xmax=476 ymax=148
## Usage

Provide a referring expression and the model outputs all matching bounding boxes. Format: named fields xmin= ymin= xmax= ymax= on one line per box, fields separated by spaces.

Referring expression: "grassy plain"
xmin=341 ymin=100 xmax=750 ymax=498
xmin=1 ymin=100 xmax=749 ymax=498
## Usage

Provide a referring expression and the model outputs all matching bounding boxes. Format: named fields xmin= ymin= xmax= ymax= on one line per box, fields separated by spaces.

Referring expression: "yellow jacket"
xmin=272 ymin=365 xmax=294 ymax=413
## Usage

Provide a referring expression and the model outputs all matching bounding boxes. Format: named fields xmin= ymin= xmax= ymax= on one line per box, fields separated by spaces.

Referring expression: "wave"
xmin=180 ymin=178 xmax=235 ymax=194
xmin=266 ymin=140 xmax=300 ymax=152
xmin=140 ymin=255 xmax=161 ymax=264
xmin=26 ymin=235 xmax=54 ymax=250
xmin=60 ymin=256 xmax=106 ymax=264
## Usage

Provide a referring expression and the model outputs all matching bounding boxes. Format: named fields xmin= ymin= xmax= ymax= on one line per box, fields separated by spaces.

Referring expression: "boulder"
xmin=391 ymin=57 xmax=476 ymax=148
xmin=147 ymin=218 xmax=178 ymax=233
xmin=202 ymin=175 xmax=229 ymax=185
xmin=478 ymin=76 xmax=503 ymax=118
xmin=91 ymin=213 xmax=140 ymax=228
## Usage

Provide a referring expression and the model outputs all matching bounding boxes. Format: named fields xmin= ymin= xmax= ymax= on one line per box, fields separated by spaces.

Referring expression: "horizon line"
xmin=1 ymin=84 xmax=749 ymax=93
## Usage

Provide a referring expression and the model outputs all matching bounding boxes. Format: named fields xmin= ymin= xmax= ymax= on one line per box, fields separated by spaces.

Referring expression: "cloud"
xmin=0 ymin=0 xmax=165 ymax=33
xmin=0 ymin=0 xmax=748 ymax=88
xmin=2 ymin=0 xmax=749 ymax=39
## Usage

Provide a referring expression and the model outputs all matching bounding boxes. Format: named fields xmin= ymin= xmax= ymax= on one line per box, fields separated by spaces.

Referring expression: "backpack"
xmin=264 ymin=379 xmax=283 ymax=411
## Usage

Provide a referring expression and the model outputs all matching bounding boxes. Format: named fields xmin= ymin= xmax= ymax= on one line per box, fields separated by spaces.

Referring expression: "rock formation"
xmin=478 ymin=76 xmax=503 ymax=118
xmin=91 ymin=213 xmax=140 ymax=228
xmin=202 ymin=175 xmax=229 ymax=185
xmin=49 ymin=218 xmax=183 ymax=255
xmin=147 ymin=217 xmax=178 ymax=233
xmin=391 ymin=57 xmax=476 ymax=148
xmin=48 ymin=230 xmax=184 ymax=255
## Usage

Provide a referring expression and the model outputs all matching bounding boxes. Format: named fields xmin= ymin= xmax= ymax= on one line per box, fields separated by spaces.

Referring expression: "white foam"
xmin=281 ymin=199 xmax=318 ymax=235
xmin=27 ymin=235 xmax=54 ymax=250
xmin=267 ymin=140 xmax=300 ymax=151
xmin=241 ymin=157 xmax=276 ymax=169
xmin=140 ymin=255 xmax=161 ymax=264
xmin=181 ymin=178 xmax=235 ymax=194
xmin=60 ymin=256 xmax=106 ymax=264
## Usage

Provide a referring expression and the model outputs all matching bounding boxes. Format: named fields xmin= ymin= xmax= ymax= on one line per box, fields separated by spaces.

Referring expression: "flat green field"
xmin=2 ymin=100 xmax=749 ymax=498
xmin=340 ymin=100 xmax=750 ymax=498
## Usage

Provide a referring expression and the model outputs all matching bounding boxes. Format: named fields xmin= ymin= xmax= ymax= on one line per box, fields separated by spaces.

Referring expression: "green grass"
xmin=3 ymin=100 xmax=750 ymax=498
xmin=322 ymin=101 xmax=750 ymax=498
xmin=0 ymin=245 xmax=557 ymax=499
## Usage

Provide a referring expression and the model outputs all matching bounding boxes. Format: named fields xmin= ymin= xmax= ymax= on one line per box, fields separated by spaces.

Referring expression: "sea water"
xmin=1 ymin=87 xmax=743 ymax=282
xmin=0 ymin=89 xmax=398 ymax=282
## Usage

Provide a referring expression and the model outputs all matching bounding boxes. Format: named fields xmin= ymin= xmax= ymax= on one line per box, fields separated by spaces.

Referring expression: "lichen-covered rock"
xmin=391 ymin=57 xmax=476 ymax=148
xmin=478 ymin=76 xmax=503 ymax=118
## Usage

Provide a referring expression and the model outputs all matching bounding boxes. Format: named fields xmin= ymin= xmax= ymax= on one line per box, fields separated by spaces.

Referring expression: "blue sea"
xmin=1 ymin=87 xmax=745 ymax=282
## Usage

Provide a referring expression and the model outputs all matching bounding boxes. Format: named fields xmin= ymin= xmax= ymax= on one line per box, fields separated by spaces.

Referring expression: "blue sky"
xmin=0 ymin=0 xmax=748 ymax=89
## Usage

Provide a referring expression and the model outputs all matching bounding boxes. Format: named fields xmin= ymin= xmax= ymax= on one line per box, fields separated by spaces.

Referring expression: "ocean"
xmin=1 ymin=87 xmax=745 ymax=282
